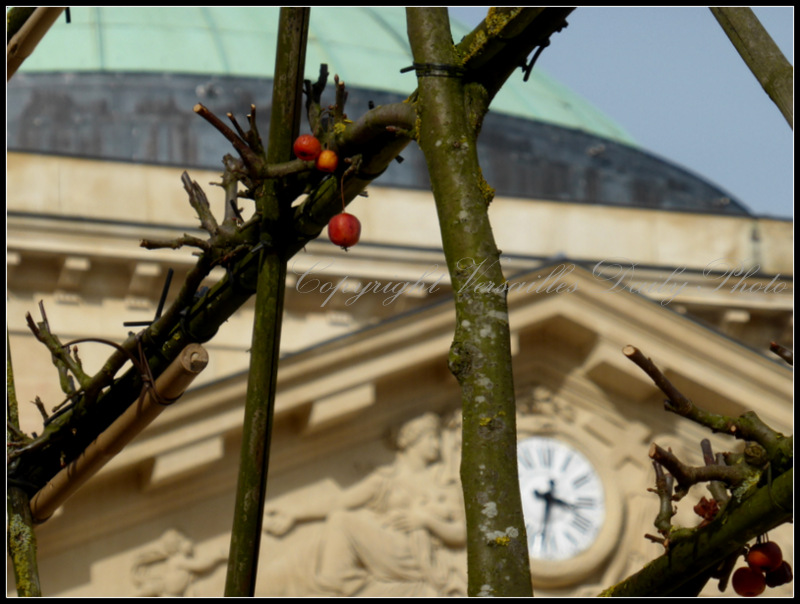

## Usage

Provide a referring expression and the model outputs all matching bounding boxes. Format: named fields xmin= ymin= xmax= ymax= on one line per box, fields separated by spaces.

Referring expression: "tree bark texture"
xmin=224 ymin=251 xmax=287 ymax=597
xmin=406 ymin=8 xmax=532 ymax=597
xmin=710 ymin=7 xmax=793 ymax=128
xmin=224 ymin=7 xmax=308 ymax=597
xmin=7 ymin=334 xmax=42 ymax=596
xmin=7 ymin=487 xmax=42 ymax=597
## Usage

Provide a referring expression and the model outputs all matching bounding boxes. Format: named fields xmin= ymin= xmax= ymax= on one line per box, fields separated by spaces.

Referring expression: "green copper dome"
xmin=17 ymin=7 xmax=636 ymax=146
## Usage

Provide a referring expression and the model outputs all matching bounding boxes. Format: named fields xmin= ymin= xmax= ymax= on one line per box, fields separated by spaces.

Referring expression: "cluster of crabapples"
xmin=731 ymin=540 xmax=792 ymax=597
xmin=293 ymin=134 xmax=361 ymax=251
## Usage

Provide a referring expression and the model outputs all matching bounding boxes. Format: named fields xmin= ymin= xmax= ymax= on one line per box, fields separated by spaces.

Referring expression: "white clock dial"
xmin=517 ymin=436 xmax=606 ymax=561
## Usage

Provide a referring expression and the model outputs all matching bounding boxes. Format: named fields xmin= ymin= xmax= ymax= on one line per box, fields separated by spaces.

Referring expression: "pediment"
xmin=111 ymin=261 xmax=791 ymax=484
xmin=28 ymin=261 xmax=793 ymax=596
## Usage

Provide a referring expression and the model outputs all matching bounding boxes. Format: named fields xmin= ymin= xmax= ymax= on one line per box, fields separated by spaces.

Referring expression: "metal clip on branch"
xmin=400 ymin=62 xmax=466 ymax=78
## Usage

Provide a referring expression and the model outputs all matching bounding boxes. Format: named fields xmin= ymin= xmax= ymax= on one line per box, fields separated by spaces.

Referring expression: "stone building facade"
xmin=7 ymin=7 xmax=793 ymax=597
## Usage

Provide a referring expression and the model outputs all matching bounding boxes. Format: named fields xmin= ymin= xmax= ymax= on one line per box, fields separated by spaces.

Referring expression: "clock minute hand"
xmin=550 ymin=494 xmax=578 ymax=511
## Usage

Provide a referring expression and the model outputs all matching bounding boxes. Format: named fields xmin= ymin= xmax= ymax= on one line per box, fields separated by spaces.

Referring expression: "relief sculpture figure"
xmin=131 ymin=529 xmax=226 ymax=597
xmin=262 ymin=412 xmax=467 ymax=597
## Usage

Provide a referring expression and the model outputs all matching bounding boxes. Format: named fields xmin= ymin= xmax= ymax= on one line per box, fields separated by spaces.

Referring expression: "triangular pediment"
xmin=108 ymin=261 xmax=791 ymax=483
xmin=29 ymin=262 xmax=793 ymax=596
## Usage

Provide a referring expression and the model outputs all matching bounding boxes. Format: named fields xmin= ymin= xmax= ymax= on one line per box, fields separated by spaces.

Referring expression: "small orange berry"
xmin=316 ymin=149 xmax=339 ymax=173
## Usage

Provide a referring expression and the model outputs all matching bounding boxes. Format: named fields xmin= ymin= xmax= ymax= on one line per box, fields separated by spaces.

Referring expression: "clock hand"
xmin=533 ymin=479 xmax=557 ymax=501
xmin=534 ymin=480 xmax=556 ymax=537
xmin=539 ymin=478 xmax=582 ymax=511
xmin=539 ymin=497 xmax=553 ymax=554
xmin=550 ymin=494 xmax=578 ymax=510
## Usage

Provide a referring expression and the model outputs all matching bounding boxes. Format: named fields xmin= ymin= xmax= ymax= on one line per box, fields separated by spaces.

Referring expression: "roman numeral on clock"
xmin=571 ymin=512 xmax=593 ymax=534
xmin=538 ymin=444 xmax=553 ymax=468
xmin=573 ymin=472 xmax=593 ymax=489
xmin=575 ymin=496 xmax=598 ymax=509
xmin=519 ymin=446 xmax=535 ymax=470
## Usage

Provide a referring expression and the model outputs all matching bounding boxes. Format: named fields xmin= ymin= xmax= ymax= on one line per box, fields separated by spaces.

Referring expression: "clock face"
xmin=517 ymin=435 xmax=606 ymax=562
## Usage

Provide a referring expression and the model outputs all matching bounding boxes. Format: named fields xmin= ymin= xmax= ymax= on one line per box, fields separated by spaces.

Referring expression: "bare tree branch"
xmin=710 ymin=7 xmax=793 ymax=128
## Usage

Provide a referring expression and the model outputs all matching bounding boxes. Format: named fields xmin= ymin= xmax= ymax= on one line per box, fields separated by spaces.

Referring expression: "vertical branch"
xmin=7 ymin=330 xmax=21 ymax=434
xmin=406 ymin=8 xmax=531 ymax=597
xmin=224 ymin=7 xmax=309 ymax=598
xmin=710 ymin=7 xmax=793 ymax=128
xmin=224 ymin=253 xmax=286 ymax=597
xmin=265 ymin=7 xmax=309 ymax=214
xmin=7 ymin=488 xmax=42 ymax=597
xmin=7 ymin=332 xmax=43 ymax=597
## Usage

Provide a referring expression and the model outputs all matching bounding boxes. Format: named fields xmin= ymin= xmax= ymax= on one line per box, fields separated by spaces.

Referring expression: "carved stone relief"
xmin=260 ymin=412 xmax=467 ymax=597
xmin=130 ymin=529 xmax=227 ymax=597
xmin=517 ymin=382 xmax=577 ymax=425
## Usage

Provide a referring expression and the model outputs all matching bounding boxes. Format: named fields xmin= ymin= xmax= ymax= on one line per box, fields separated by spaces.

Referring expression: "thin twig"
xmin=182 ymin=171 xmax=219 ymax=235
xmin=246 ymin=105 xmax=265 ymax=156
xmin=217 ymin=155 xmax=245 ymax=223
xmin=194 ymin=103 xmax=262 ymax=170
xmin=305 ymin=64 xmax=329 ymax=135
xmin=227 ymin=112 xmax=248 ymax=141
xmin=26 ymin=306 xmax=92 ymax=389
xmin=648 ymin=461 xmax=675 ymax=538
xmin=31 ymin=396 xmax=48 ymax=422
xmin=140 ymin=234 xmax=211 ymax=252
xmin=649 ymin=443 xmax=751 ymax=497
xmin=701 ymin=440 xmax=730 ymax=504
xmin=333 ymin=74 xmax=348 ymax=124
xmin=769 ymin=341 xmax=793 ymax=366
xmin=622 ymin=345 xmax=693 ymax=414
xmin=622 ymin=346 xmax=788 ymax=457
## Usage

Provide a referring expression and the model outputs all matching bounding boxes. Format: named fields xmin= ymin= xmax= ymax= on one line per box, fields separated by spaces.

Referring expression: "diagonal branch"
xmin=194 ymin=103 xmax=263 ymax=171
xmin=26 ymin=303 xmax=92 ymax=392
xmin=622 ymin=345 xmax=792 ymax=466
xmin=769 ymin=341 xmax=793 ymax=365
xmin=710 ymin=7 xmax=793 ymax=128
xmin=6 ymin=7 xmax=66 ymax=81
xmin=600 ymin=468 xmax=793 ymax=597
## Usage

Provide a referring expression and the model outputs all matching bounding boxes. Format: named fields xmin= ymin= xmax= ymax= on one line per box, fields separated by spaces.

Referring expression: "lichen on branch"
xmin=406 ymin=7 xmax=531 ymax=597
xmin=614 ymin=344 xmax=793 ymax=596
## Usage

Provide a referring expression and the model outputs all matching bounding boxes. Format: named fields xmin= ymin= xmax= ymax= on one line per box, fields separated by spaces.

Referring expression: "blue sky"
xmin=449 ymin=7 xmax=793 ymax=219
